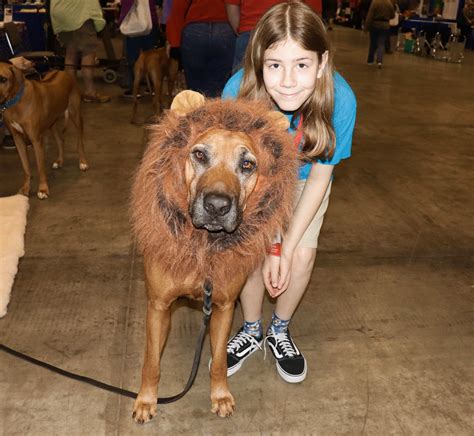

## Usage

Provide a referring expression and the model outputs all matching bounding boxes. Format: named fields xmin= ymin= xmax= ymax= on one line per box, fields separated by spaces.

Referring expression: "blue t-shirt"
xmin=222 ymin=69 xmax=357 ymax=180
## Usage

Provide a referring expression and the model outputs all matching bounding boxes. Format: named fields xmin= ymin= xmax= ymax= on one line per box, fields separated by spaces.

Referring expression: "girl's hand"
xmin=262 ymin=246 xmax=293 ymax=297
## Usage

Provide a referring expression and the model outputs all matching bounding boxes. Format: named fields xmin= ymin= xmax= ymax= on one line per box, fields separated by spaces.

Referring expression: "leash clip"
xmin=202 ymin=279 xmax=213 ymax=318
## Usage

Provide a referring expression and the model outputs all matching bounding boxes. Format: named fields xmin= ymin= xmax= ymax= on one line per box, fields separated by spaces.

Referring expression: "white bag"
xmin=389 ymin=5 xmax=400 ymax=27
xmin=120 ymin=0 xmax=152 ymax=37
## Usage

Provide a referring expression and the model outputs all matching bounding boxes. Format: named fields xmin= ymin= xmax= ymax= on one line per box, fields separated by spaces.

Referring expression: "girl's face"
xmin=262 ymin=37 xmax=327 ymax=112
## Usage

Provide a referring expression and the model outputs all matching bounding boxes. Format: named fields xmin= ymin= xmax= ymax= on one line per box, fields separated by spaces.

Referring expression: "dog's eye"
xmin=192 ymin=149 xmax=208 ymax=163
xmin=0 ymin=77 xmax=7 ymax=83
xmin=241 ymin=160 xmax=256 ymax=172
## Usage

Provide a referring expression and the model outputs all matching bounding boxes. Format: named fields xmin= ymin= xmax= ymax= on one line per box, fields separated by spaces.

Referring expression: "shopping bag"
xmin=120 ymin=0 xmax=152 ymax=37
xmin=389 ymin=5 xmax=400 ymax=26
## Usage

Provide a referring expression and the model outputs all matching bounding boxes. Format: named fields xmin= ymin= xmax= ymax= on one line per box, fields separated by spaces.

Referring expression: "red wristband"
xmin=267 ymin=243 xmax=281 ymax=257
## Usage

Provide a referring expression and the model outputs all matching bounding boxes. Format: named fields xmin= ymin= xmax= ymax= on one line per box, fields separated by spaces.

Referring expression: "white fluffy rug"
xmin=0 ymin=194 xmax=29 ymax=317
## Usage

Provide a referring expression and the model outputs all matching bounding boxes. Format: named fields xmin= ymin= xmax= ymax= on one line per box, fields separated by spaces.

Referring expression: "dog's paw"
xmin=79 ymin=162 xmax=89 ymax=171
xmin=132 ymin=401 xmax=157 ymax=424
xmin=37 ymin=190 xmax=49 ymax=200
xmin=52 ymin=160 xmax=62 ymax=169
xmin=211 ymin=393 xmax=235 ymax=418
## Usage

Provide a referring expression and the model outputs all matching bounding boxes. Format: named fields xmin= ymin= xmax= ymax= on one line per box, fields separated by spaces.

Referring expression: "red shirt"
xmin=224 ymin=0 xmax=323 ymax=33
xmin=167 ymin=0 xmax=228 ymax=47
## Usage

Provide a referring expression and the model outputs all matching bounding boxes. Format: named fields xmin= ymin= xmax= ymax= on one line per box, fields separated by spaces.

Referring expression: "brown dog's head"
xmin=170 ymin=92 xmax=289 ymax=233
xmin=131 ymin=90 xmax=297 ymax=284
xmin=0 ymin=62 xmax=24 ymax=105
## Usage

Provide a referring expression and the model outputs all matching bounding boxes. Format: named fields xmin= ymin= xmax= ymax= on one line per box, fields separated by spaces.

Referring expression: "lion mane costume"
xmin=131 ymin=95 xmax=298 ymax=290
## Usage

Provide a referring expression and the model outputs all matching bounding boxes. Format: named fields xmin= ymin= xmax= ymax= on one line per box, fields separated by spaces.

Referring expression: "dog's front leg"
xmin=30 ymin=136 xmax=49 ymax=199
xmin=209 ymin=302 xmax=236 ymax=417
xmin=133 ymin=300 xmax=171 ymax=424
xmin=9 ymin=130 xmax=31 ymax=196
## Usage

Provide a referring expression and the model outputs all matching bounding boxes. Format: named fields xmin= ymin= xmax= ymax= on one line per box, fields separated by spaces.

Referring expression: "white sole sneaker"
xmin=275 ymin=359 xmax=307 ymax=383
xmin=208 ymin=340 xmax=263 ymax=377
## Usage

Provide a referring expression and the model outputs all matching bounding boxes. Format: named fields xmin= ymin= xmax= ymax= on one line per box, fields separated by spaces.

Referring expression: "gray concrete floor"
xmin=0 ymin=27 xmax=473 ymax=435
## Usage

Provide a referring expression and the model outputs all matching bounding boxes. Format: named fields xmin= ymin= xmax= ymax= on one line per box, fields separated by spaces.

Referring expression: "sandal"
xmin=82 ymin=93 xmax=111 ymax=103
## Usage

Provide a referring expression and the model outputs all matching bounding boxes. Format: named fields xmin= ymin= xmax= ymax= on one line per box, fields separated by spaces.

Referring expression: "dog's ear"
xmin=9 ymin=66 xmax=24 ymax=88
xmin=170 ymin=90 xmax=205 ymax=116
xmin=267 ymin=111 xmax=290 ymax=130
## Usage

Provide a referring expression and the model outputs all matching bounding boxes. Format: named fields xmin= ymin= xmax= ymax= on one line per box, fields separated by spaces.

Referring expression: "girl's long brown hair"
xmin=239 ymin=0 xmax=335 ymax=161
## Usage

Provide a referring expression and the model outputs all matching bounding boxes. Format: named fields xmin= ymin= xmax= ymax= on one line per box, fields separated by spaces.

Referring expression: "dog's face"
xmin=0 ymin=63 xmax=23 ymax=104
xmin=185 ymin=128 xmax=258 ymax=233
xmin=168 ymin=90 xmax=290 ymax=235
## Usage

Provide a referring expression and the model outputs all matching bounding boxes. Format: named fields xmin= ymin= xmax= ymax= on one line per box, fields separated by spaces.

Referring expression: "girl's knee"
xmin=292 ymin=247 xmax=317 ymax=275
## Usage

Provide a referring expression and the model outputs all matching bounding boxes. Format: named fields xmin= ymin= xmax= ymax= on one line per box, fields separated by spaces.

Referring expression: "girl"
xmin=222 ymin=1 xmax=356 ymax=383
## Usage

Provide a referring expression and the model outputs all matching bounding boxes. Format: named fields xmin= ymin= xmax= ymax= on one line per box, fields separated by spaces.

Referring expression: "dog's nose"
xmin=203 ymin=193 xmax=231 ymax=217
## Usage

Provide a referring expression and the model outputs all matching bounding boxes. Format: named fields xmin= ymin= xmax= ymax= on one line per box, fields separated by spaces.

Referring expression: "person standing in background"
xmin=224 ymin=0 xmax=322 ymax=73
xmin=49 ymin=0 xmax=110 ymax=103
xmin=364 ymin=0 xmax=395 ymax=67
xmin=167 ymin=0 xmax=235 ymax=97
xmin=119 ymin=0 xmax=160 ymax=97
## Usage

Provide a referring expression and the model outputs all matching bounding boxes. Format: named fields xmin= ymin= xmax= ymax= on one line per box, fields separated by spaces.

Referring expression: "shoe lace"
xmin=264 ymin=328 xmax=297 ymax=359
xmin=227 ymin=331 xmax=262 ymax=354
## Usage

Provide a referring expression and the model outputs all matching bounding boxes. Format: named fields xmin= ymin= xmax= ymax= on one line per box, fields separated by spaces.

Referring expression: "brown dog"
xmin=130 ymin=91 xmax=298 ymax=423
xmin=131 ymin=47 xmax=178 ymax=124
xmin=0 ymin=63 xmax=86 ymax=199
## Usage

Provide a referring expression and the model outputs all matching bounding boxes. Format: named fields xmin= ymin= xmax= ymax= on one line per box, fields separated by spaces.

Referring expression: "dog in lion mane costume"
xmin=131 ymin=92 xmax=297 ymax=291
xmin=130 ymin=90 xmax=298 ymax=422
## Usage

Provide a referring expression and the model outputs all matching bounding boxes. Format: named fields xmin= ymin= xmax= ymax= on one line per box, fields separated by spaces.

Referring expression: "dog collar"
xmin=0 ymin=84 xmax=25 ymax=114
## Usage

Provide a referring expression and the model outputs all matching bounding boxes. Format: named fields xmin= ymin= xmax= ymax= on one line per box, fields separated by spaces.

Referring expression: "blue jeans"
xmin=232 ymin=31 xmax=251 ymax=73
xmin=125 ymin=27 xmax=158 ymax=89
xmin=368 ymin=28 xmax=389 ymax=63
xmin=181 ymin=22 xmax=236 ymax=98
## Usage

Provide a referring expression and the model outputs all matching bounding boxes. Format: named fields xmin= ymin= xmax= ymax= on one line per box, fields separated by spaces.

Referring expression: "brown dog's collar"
xmin=0 ymin=83 xmax=24 ymax=115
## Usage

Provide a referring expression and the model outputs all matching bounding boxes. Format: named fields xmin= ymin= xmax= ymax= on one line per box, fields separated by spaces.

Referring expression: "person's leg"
xmin=223 ymin=265 xmax=265 ymax=376
xmin=81 ymin=51 xmax=96 ymax=96
xmin=125 ymin=35 xmax=144 ymax=92
xmin=385 ymin=30 xmax=391 ymax=52
xmin=203 ymin=22 xmax=236 ymax=97
xmin=386 ymin=26 xmax=396 ymax=53
xmin=181 ymin=23 xmax=210 ymax=95
xmin=142 ymin=26 xmax=158 ymax=52
xmin=64 ymin=45 xmax=79 ymax=77
xmin=376 ymin=29 xmax=387 ymax=64
xmin=265 ymin=182 xmax=332 ymax=383
xmin=263 ymin=247 xmax=316 ymax=383
xmin=240 ymin=265 xmax=266 ymax=324
xmin=274 ymin=247 xmax=317 ymax=320
xmin=226 ymin=254 xmax=312 ymax=379
xmin=72 ymin=20 xmax=110 ymax=102
xmin=368 ymin=29 xmax=377 ymax=63
xmin=232 ymin=31 xmax=251 ymax=73
xmin=80 ymin=51 xmax=111 ymax=102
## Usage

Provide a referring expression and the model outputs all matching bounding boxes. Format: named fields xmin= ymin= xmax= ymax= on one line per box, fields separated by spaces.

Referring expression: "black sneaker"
xmin=226 ymin=327 xmax=263 ymax=376
xmin=265 ymin=328 xmax=307 ymax=383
